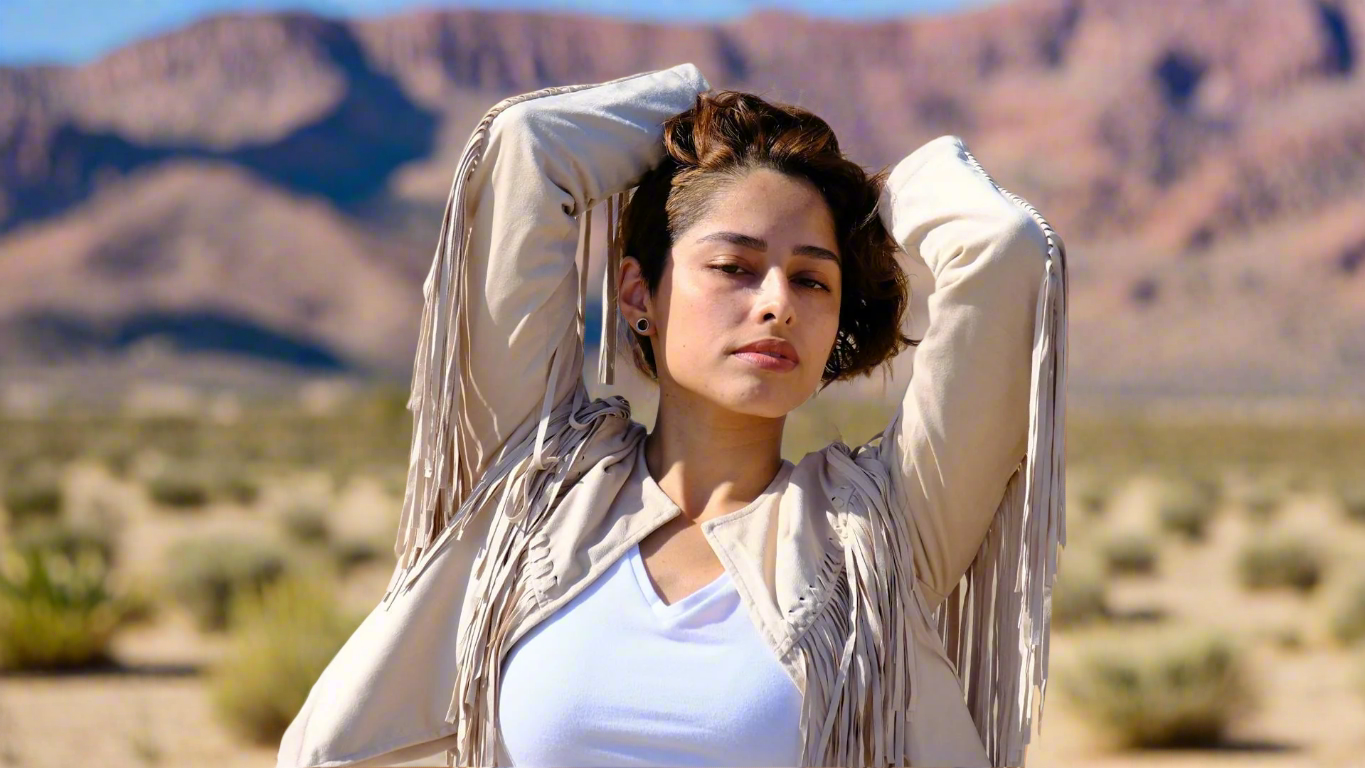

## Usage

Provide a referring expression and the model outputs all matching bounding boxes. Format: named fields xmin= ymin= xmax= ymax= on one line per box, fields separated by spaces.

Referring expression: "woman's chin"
xmin=710 ymin=381 xmax=806 ymax=419
xmin=663 ymin=369 xmax=807 ymax=419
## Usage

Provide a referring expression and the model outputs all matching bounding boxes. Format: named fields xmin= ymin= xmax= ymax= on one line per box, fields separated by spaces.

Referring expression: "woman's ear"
xmin=618 ymin=255 xmax=652 ymax=331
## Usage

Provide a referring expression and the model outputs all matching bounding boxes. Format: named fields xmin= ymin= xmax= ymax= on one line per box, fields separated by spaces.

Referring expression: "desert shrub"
xmin=1053 ymin=556 xmax=1108 ymax=629
xmin=11 ymin=518 xmax=118 ymax=568
xmin=90 ymin=436 xmax=139 ymax=479
xmin=2 ymin=464 xmax=64 ymax=524
xmin=1103 ymin=532 xmax=1158 ymax=576
xmin=1060 ymin=629 xmax=1255 ymax=749
xmin=280 ymin=502 xmax=330 ymax=545
xmin=218 ymin=465 xmax=261 ymax=506
xmin=114 ymin=578 xmax=161 ymax=628
xmin=1192 ymin=474 xmax=1222 ymax=504
xmin=146 ymin=461 xmax=214 ymax=510
xmin=332 ymin=536 xmax=384 ymax=575
xmin=1068 ymin=471 xmax=1112 ymax=518
xmin=326 ymin=460 xmax=364 ymax=494
xmin=1236 ymin=536 xmax=1324 ymax=594
xmin=1338 ymin=482 xmax=1365 ymax=524
xmin=1331 ymin=578 xmax=1365 ymax=646
xmin=1238 ymin=480 xmax=1283 ymax=522
xmin=380 ymin=467 xmax=409 ymax=499
xmin=208 ymin=576 xmax=362 ymax=745
xmin=0 ymin=545 xmax=137 ymax=670
xmin=1156 ymin=481 xmax=1217 ymax=542
xmin=164 ymin=536 xmax=289 ymax=631
xmin=1263 ymin=625 xmax=1304 ymax=652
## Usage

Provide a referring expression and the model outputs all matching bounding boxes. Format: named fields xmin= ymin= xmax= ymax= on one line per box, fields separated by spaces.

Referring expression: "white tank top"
xmin=496 ymin=539 xmax=804 ymax=766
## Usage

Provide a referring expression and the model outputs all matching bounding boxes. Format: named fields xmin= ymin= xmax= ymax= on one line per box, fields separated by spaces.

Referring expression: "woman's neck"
xmin=643 ymin=388 xmax=787 ymax=525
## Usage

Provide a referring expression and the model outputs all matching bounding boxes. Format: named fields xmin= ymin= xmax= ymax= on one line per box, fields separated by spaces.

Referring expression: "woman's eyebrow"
xmin=694 ymin=231 xmax=840 ymax=265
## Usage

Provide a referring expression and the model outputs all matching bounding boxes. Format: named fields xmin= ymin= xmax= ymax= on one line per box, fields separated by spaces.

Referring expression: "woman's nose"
xmin=755 ymin=268 xmax=796 ymax=324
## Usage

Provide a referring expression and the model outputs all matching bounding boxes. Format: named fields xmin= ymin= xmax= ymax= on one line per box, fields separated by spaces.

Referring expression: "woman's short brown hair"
xmin=618 ymin=89 xmax=918 ymax=391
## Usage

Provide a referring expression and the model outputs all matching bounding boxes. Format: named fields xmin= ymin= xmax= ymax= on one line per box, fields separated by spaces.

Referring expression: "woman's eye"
xmin=712 ymin=264 xmax=830 ymax=291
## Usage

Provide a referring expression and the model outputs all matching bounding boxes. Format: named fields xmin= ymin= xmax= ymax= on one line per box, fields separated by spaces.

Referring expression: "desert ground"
xmin=2 ymin=388 xmax=1364 ymax=768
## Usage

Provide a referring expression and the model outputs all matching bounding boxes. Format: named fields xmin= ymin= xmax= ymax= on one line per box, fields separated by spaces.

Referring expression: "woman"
xmin=277 ymin=62 xmax=1067 ymax=768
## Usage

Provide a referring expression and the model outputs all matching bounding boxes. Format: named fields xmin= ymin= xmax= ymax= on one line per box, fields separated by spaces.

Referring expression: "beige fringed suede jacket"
xmin=277 ymin=62 xmax=1068 ymax=768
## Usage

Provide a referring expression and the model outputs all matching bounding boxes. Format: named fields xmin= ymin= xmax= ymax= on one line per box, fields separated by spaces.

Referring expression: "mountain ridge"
xmin=2 ymin=0 xmax=1362 ymax=404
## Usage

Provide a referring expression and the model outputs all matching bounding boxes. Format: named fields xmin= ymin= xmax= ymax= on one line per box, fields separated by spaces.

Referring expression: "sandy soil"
xmin=4 ymin=463 xmax=1365 ymax=767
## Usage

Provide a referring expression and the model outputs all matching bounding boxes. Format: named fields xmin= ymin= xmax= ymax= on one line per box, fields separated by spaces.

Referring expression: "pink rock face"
xmin=0 ymin=0 xmax=1362 ymax=400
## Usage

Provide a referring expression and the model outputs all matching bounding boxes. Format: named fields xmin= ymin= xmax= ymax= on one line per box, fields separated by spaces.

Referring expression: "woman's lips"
xmin=733 ymin=350 xmax=798 ymax=372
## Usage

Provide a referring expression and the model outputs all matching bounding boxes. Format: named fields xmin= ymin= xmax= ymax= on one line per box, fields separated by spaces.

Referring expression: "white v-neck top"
xmin=496 ymin=536 xmax=805 ymax=767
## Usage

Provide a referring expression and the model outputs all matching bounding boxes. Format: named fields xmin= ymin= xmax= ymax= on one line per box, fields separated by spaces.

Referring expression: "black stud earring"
xmin=634 ymin=317 xmax=651 ymax=333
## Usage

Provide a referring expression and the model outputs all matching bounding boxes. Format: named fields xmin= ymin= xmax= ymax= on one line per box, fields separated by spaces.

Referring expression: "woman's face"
xmin=623 ymin=168 xmax=843 ymax=419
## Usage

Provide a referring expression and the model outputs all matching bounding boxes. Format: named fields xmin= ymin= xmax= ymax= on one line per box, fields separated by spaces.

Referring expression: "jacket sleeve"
xmin=448 ymin=62 xmax=711 ymax=487
xmin=389 ymin=63 xmax=711 ymax=582
xmin=875 ymin=135 xmax=1052 ymax=609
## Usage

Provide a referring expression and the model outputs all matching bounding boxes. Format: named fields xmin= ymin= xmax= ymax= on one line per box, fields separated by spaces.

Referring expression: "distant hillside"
xmin=1 ymin=0 xmax=1362 ymax=403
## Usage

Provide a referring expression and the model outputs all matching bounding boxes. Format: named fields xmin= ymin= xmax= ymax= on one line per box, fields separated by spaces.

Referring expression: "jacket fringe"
xmin=790 ymin=151 xmax=1067 ymax=767
xmin=597 ymin=190 xmax=628 ymax=386
xmin=792 ymin=444 xmax=939 ymax=767
xmin=379 ymin=77 xmax=645 ymax=765
xmin=442 ymin=384 xmax=630 ymax=764
xmin=384 ymin=76 xmax=650 ymax=609
xmin=932 ymin=151 xmax=1069 ymax=768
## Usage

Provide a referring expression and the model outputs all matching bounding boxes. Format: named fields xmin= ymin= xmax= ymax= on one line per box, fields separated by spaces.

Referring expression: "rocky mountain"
xmin=0 ymin=0 xmax=1362 ymax=405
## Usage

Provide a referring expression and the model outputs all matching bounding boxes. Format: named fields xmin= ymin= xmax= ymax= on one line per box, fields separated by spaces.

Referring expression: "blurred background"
xmin=1 ymin=0 xmax=1364 ymax=765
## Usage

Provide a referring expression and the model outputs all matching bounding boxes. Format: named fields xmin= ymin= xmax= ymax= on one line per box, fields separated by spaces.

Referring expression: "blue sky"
xmin=0 ymin=0 xmax=1002 ymax=65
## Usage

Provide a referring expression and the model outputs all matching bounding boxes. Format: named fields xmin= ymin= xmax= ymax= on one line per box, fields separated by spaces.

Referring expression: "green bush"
xmin=280 ymin=502 xmax=330 ymax=545
xmin=164 ymin=536 xmax=289 ymax=632
xmin=11 ymin=518 xmax=118 ymax=568
xmin=1060 ymin=629 xmax=1255 ymax=749
xmin=2 ymin=464 xmax=64 ymax=524
xmin=208 ymin=576 xmax=362 ymax=745
xmin=1103 ymin=532 xmax=1158 ymax=577
xmin=146 ymin=462 xmax=214 ymax=510
xmin=1238 ymin=481 xmax=1283 ymax=522
xmin=218 ymin=466 xmax=261 ymax=506
xmin=1331 ymin=578 xmax=1365 ymax=646
xmin=92 ymin=438 xmax=138 ymax=479
xmin=1068 ymin=472 xmax=1112 ymax=518
xmin=1339 ymin=482 xmax=1365 ymax=524
xmin=332 ymin=536 xmax=385 ymax=575
xmin=326 ymin=460 xmax=363 ymax=494
xmin=1237 ymin=536 xmax=1324 ymax=594
xmin=1266 ymin=626 xmax=1303 ymax=652
xmin=380 ymin=467 xmax=410 ymax=499
xmin=0 ymin=546 xmax=137 ymax=670
xmin=1157 ymin=486 xmax=1216 ymax=543
xmin=114 ymin=577 xmax=161 ymax=628
xmin=1052 ymin=557 xmax=1108 ymax=629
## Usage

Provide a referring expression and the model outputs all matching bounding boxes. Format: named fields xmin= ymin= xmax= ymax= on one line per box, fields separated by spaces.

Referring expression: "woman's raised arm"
xmin=874 ymin=135 xmax=1060 ymax=609
xmin=393 ymin=63 xmax=710 ymax=581
xmin=866 ymin=135 xmax=1067 ymax=767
